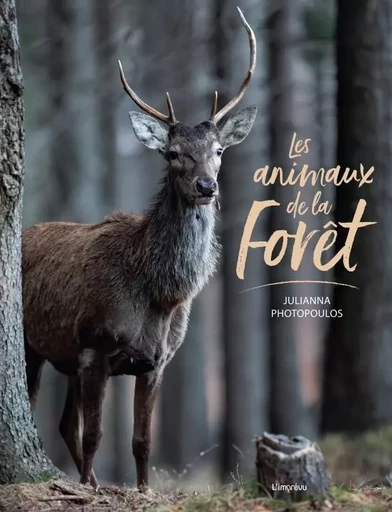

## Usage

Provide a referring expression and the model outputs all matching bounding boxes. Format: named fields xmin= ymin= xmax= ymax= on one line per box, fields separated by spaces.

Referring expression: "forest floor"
xmin=0 ymin=478 xmax=392 ymax=512
xmin=3 ymin=428 xmax=392 ymax=511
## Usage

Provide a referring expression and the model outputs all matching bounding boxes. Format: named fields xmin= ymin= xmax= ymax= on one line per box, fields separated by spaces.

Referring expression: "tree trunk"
xmin=268 ymin=0 xmax=314 ymax=438
xmin=256 ymin=433 xmax=329 ymax=500
xmin=92 ymin=1 xmax=133 ymax=484
xmin=93 ymin=0 xmax=118 ymax=212
xmin=213 ymin=0 xmax=270 ymax=480
xmin=160 ymin=297 xmax=209 ymax=471
xmin=159 ymin=0 xmax=210 ymax=472
xmin=35 ymin=0 xmax=82 ymax=471
xmin=44 ymin=0 xmax=81 ymax=221
xmin=322 ymin=0 xmax=392 ymax=432
xmin=44 ymin=0 xmax=99 ymax=223
xmin=0 ymin=0 xmax=57 ymax=483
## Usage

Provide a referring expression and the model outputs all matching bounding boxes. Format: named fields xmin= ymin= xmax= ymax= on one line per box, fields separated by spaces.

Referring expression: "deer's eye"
xmin=217 ymin=148 xmax=223 ymax=157
xmin=167 ymin=150 xmax=178 ymax=161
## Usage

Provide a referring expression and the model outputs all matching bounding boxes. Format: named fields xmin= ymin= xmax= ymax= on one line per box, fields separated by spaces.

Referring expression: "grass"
xmin=321 ymin=426 xmax=392 ymax=484
xmin=1 ymin=479 xmax=392 ymax=512
xmin=2 ymin=427 xmax=392 ymax=511
xmin=171 ymin=485 xmax=392 ymax=512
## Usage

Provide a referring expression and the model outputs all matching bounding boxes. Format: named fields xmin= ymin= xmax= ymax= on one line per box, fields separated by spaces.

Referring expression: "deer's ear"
xmin=129 ymin=112 xmax=168 ymax=152
xmin=218 ymin=106 xmax=257 ymax=149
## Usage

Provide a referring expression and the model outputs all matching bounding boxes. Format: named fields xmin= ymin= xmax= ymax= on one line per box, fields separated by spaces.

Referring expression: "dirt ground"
xmin=1 ymin=478 xmax=392 ymax=512
xmin=0 ymin=479 xmax=184 ymax=512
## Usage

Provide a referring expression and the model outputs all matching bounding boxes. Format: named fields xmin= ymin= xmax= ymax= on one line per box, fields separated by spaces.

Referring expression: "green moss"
xmin=32 ymin=470 xmax=54 ymax=483
xmin=367 ymin=505 xmax=389 ymax=512
xmin=321 ymin=425 xmax=392 ymax=482
xmin=330 ymin=486 xmax=357 ymax=503
xmin=13 ymin=469 xmax=55 ymax=485
xmin=329 ymin=486 xmax=392 ymax=512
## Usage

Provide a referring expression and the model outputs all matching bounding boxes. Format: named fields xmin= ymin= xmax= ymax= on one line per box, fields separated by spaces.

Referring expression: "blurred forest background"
xmin=16 ymin=0 xmax=392 ymax=489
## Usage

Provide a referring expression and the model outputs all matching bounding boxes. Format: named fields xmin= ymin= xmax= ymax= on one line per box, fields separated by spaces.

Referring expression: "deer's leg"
xmin=59 ymin=376 xmax=98 ymax=488
xmin=79 ymin=358 xmax=109 ymax=486
xmin=133 ymin=367 xmax=164 ymax=490
xmin=25 ymin=342 xmax=45 ymax=409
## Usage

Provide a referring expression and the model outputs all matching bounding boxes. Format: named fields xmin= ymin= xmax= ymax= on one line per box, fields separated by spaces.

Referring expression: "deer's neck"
xmin=141 ymin=176 xmax=218 ymax=306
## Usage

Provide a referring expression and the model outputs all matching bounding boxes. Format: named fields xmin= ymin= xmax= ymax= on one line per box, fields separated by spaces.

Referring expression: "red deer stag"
xmin=22 ymin=7 xmax=257 ymax=490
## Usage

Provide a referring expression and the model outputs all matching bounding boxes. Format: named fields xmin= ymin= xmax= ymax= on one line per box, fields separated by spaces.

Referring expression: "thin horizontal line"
xmin=239 ymin=280 xmax=359 ymax=293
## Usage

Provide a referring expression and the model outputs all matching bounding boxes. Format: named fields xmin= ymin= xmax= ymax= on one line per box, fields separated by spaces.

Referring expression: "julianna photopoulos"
xmin=271 ymin=296 xmax=343 ymax=318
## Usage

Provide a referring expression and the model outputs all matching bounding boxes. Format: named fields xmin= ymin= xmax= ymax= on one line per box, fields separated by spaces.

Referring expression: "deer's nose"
xmin=196 ymin=177 xmax=217 ymax=196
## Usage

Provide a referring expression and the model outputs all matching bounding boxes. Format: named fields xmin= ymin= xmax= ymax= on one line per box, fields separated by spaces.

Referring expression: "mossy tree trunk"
xmin=0 ymin=0 xmax=57 ymax=483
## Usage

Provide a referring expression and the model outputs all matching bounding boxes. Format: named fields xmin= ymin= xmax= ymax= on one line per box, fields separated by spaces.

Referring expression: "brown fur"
xmin=23 ymin=104 xmax=256 ymax=489
xmin=22 ymin=156 xmax=219 ymax=488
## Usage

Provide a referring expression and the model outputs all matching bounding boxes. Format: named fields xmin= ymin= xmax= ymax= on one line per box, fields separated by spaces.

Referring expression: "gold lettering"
xmin=236 ymin=200 xmax=280 ymax=279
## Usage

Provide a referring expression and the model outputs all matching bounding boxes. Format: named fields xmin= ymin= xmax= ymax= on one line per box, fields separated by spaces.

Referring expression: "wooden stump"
xmin=256 ymin=433 xmax=330 ymax=501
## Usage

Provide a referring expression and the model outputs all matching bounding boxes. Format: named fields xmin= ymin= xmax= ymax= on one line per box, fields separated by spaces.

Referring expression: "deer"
xmin=22 ymin=7 xmax=257 ymax=490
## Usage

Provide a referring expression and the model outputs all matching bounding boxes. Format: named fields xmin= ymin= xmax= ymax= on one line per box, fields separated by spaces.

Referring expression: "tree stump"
xmin=256 ymin=433 xmax=330 ymax=501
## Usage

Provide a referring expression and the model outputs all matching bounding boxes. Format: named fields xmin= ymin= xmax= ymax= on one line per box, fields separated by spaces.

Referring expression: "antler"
xmin=210 ymin=7 xmax=256 ymax=124
xmin=118 ymin=60 xmax=177 ymax=125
